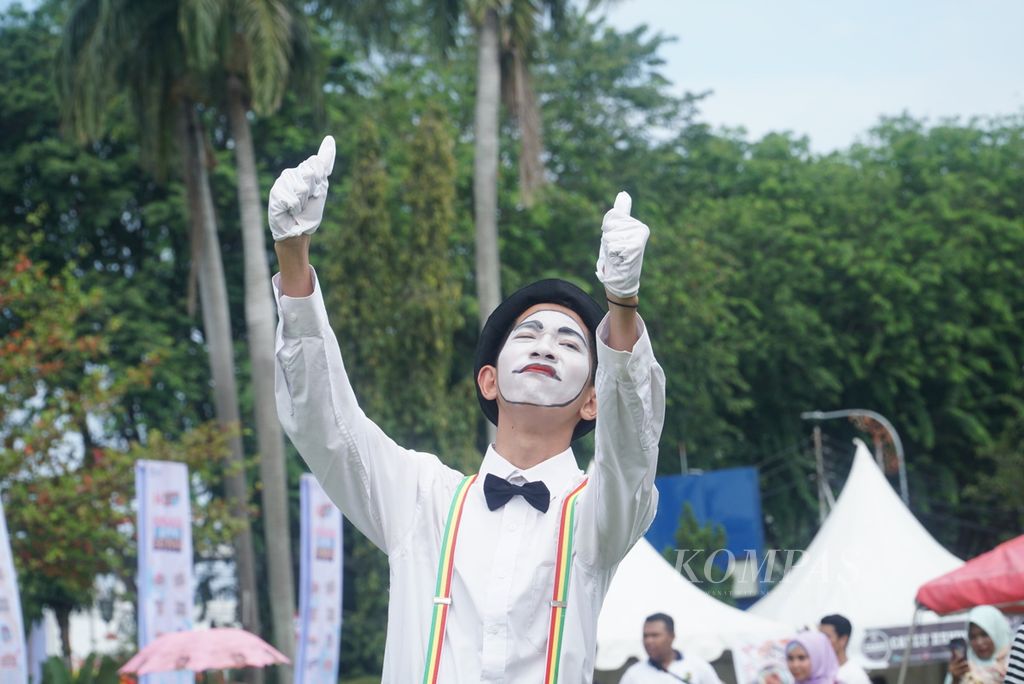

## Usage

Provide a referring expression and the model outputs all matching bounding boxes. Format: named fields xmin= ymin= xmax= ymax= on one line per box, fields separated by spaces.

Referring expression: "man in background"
xmin=820 ymin=614 xmax=871 ymax=684
xmin=620 ymin=613 xmax=723 ymax=684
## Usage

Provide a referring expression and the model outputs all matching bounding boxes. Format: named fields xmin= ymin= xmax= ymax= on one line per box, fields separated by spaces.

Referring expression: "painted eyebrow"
xmin=512 ymin=320 xmax=544 ymax=333
xmin=512 ymin=318 xmax=586 ymax=343
xmin=558 ymin=326 xmax=586 ymax=344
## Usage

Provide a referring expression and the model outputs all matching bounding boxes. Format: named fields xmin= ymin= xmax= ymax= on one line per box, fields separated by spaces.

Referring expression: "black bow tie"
xmin=483 ymin=473 xmax=550 ymax=513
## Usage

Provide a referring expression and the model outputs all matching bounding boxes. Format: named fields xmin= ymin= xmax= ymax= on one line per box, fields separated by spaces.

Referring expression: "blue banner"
xmin=646 ymin=467 xmax=765 ymax=602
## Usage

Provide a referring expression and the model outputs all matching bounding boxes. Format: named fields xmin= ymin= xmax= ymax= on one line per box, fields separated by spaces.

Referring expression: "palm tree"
xmin=429 ymin=0 xmax=568 ymax=334
xmin=498 ymin=0 xmax=561 ymax=206
xmin=186 ymin=1 xmax=425 ymax=666
xmin=88 ymin=1 xmax=323 ymax=670
xmin=183 ymin=4 xmax=321 ymax=673
xmin=58 ymin=0 xmax=264 ymax=661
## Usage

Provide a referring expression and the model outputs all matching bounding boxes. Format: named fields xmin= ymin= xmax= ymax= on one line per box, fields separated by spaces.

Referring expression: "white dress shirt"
xmin=836 ymin=660 xmax=871 ymax=684
xmin=273 ymin=270 xmax=666 ymax=683
xmin=619 ymin=651 xmax=723 ymax=684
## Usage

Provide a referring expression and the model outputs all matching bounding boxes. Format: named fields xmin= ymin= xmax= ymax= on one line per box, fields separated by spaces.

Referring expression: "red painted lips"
xmin=519 ymin=363 xmax=558 ymax=378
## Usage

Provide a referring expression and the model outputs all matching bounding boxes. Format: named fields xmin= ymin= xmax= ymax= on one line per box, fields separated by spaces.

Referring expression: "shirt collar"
xmin=648 ymin=650 xmax=684 ymax=671
xmin=479 ymin=444 xmax=583 ymax=496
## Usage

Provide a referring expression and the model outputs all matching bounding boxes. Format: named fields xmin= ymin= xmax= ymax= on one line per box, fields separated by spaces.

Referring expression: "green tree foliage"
xmin=0 ymin=249 xmax=142 ymax=654
xmin=316 ymin=108 xmax=471 ymax=674
xmin=965 ymin=413 xmax=1024 ymax=537
xmin=398 ymin=106 xmax=478 ymax=459
xmin=672 ymin=120 xmax=1024 ymax=552
xmin=663 ymin=504 xmax=733 ymax=604
xmin=0 ymin=248 xmax=243 ymax=656
xmin=42 ymin=653 xmax=120 ymax=684
xmin=1 ymin=6 xmax=211 ymax=436
xmin=319 ymin=108 xmax=472 ymax=462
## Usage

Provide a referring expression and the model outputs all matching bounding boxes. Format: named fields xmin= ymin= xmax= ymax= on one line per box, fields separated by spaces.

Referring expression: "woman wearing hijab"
xmin=947 ymin=605 xmax=1013 ymax=684
xmin=786 ymin=632 xmax=840 ymax=684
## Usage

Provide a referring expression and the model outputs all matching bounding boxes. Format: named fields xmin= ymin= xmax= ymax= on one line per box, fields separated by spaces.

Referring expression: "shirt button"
xmin=488 ymin=625 xmax=499 ymax=635
xmin=508 ymin=523 xmax=518 ymax=532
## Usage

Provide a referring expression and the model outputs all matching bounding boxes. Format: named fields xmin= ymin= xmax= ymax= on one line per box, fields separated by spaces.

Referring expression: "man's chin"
xmin=496 ymin=399 xmax=582 ymax=428
xmin=498 ymin=396 xmax=579 ymax=412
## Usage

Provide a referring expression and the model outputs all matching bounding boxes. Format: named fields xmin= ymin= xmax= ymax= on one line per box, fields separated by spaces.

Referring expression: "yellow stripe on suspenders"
xmin=543 ymin=477 xmax=588 ymax=684
xmin=422 ymin=474 xmax=476 ymax=684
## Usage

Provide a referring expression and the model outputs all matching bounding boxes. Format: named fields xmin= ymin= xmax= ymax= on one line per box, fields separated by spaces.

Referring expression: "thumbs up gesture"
xmin=268 ymin=135 xmax=336 ymax=242
xmin=595 ymin=191 xmax=650 ymax=298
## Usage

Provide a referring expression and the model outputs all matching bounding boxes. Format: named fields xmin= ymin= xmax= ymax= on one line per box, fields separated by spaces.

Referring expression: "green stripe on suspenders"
xmin=421 ymin=474 xmax=589 ymax=684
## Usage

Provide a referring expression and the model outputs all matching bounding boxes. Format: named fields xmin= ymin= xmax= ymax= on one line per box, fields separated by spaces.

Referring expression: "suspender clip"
xmin=433 ymin=596 xmax=452 ymax=606
xmin=549 ymin=600 xmax=567 ymax=608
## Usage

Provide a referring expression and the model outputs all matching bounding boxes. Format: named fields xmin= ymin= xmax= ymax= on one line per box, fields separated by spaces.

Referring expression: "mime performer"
xmin=269 ymin=135 xmax=666 ymax=683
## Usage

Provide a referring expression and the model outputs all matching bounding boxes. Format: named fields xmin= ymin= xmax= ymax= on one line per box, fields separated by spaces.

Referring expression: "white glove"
xmin=267 ymin=135 xmax=336 ymax=242
xmin=595 ymin=191 xmax=650 ymax=298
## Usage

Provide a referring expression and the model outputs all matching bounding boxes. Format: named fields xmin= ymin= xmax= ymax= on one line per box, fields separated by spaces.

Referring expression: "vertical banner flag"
xmin=136 ymin=460 xmax=194 ymax=684
xmin=0 ymin=495 xmax=28 ymax=684
xmin=295 ymin=474 xmax=343 ymax=684
xmin=27 ymin=619 xmax=47 ymax=684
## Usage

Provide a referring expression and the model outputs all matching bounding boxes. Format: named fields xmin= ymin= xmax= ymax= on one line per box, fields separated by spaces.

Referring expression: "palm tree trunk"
xmin=225 ymin=75 xmax=297 ymax=680
xmin=56 ymin=604 xmax=71 ymax=665
xmin=475 ymin=8 xmax=503 ymax=443
xmin=474 ymin=7 xmax=503 ymax=332
xmin=178 ymin=99 xmax=263 ymax=655
xmin=509 ymin=47 xmax=546 ymax=206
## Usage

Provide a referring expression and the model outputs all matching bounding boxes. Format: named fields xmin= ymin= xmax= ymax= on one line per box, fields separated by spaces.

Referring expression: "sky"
xmin=602 ymin=0 xmax=1024 ymax=152
xmin=4 ymin=0 xmax=1021 ymax=153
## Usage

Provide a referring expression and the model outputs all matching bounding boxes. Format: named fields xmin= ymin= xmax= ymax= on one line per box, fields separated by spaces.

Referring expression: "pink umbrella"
xmin=119 ymin=628 xmax=290 ymax=675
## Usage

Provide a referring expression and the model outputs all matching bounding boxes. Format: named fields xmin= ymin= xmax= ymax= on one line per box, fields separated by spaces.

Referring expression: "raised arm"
xmin=578 ymin=190 xmax=665 ymax=568
xmin=269 ymin=136 xmax=455 ymax=553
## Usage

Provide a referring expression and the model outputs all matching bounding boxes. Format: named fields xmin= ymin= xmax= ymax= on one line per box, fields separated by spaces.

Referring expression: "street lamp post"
xmin=800 ymin=408 xmax=909 ymax=505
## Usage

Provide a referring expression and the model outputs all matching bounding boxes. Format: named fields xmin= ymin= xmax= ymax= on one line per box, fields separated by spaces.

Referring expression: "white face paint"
xmin=496 ymin=309 xmax=592 ymax=407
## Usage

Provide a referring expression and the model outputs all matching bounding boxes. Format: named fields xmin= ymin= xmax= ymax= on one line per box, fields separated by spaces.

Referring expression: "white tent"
xmin=748 ymin=439 xmax=964 ymax=669
xmin=596 ymin=536 xmax=790 ymax=670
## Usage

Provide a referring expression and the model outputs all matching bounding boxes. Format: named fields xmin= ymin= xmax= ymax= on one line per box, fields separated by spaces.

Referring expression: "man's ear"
xmin=477 ymin=365 xmax=499 ymax=400
xmin=578 ymin=386 xmax=597 ymax=422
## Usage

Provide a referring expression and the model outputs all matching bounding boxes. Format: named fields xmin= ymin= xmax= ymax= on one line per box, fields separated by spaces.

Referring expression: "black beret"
xmin=474 ymin=279 xmax=604 ymax=442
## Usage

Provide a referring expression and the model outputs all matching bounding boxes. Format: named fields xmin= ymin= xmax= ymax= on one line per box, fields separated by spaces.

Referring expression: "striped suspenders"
xmin=422 ymin=474 xmax=477 ymax=684
xmin=543 ymin=477 xmax=589 ymax=683
xmin=422 ymin=475 xmax=589 ymax=684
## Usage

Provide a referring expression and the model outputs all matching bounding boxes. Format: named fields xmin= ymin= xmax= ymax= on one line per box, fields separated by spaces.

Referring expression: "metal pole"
xmin=896 ymin=605 xmax=922 ymax=684
xmin=813 ymin=425 xmax=827 ymax=524
xmin=800 ymin=408 xmax=909 ymax=505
